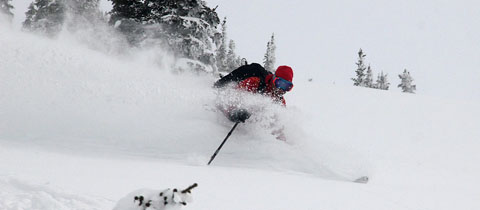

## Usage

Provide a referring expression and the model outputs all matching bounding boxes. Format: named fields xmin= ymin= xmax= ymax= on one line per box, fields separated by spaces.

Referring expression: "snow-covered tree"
xmin=398 ymin=69 xmax=416 ymax=93
xmin=23 ymin=0 xmax=102 ymax=36
xmin=375 ymin=71 xmax=390 ymax=90
xmin=67 ymin=0 xmax=99 ymax=15
xmin=108 ymin=0 xmax=149 ymax=24
xmin=109 ymin=0 xmax=221 ymax=73
xmin=352 ymin=48 xmax=367 ymax=87
xmin=365 ymin=65 xmax=374 ymax=88
xmin=263 ymin=33 xmax=276 ymax=72
xmin=23 ymin=3 xmax=37 ymax=28
xmin=0 ymin=0 xmax=14 ymax=20
xmin=66 ymin=0 xmax=102 ymax=22
xmin=23 ymin=0 xmax=66 ymax=37
xmin=226 ymin=40 xmax=241 ymax=71
xmin=215 ymin=17 xmax=228 ymax=72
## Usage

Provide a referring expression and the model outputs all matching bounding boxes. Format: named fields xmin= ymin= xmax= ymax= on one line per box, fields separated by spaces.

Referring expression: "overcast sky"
xmin=207 ymin=0 xmax=480 ymax=100
xmin=10 ymin=0 xmax=480 ymax=100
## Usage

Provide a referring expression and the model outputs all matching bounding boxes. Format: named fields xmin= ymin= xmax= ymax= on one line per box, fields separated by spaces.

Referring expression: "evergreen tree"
xmin=23 ymin=0 xmax=102 ymax=36
xmin=365 ymin=65 xmax=374 ymax=88
xmin=109 ymin=0 xmax=221 ymax=73
xmin=23 ymin=0 xmax=67 ymax=36
xmin=109 ymin=0 xmax=146 ymax=24
xmin=66 ymin=0 xmax=120 ymax=53
xmin=263 ymin=33 xmax=276 ymax=72
xmin=352 ymin=48 xmax=367 ymax=87
xmin=398 ymin=69 xmax=416 ymax=93
xmin=67 ymin=0 xmax=102 ymax=21
xmin=23 ymin=3 xmax=37 ymax=28
xmin=375 ymin=71 xmax=390 ymax=90
xmin=65 ymin=0 xmax=99 ymax=15
xmin=0 ymin=0 xmax=14 ymax=20
xmin=215 ymin=17 xmax=228 ymax=72
xmin=108 ymin=0 xmax=147 ymax=44
xmin=226 ymin=39 xmax=241 ymax=71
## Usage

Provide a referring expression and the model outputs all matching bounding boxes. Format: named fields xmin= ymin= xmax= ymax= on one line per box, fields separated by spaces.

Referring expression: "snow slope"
xmin=1 ymin=20 xmax=480 ymax=210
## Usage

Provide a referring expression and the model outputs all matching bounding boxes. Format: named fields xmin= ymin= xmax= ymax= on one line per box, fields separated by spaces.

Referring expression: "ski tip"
xmin=353 ymin=176 xmax=369 ymax=184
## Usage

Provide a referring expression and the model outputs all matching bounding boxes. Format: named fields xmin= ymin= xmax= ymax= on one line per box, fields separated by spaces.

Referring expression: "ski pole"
xmin=208 ymin=122 xmax=239 ymax=165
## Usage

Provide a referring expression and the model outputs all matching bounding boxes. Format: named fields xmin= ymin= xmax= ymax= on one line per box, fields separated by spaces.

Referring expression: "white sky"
xmin=206 ymin=0 xmax=480 ymax=99
xmin=10 ymin=0 xmax=480 ymax=99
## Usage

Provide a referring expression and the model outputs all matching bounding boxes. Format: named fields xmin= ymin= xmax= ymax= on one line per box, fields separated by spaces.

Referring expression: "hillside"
xmin=1 ymin=20 xmax=480 ymax=210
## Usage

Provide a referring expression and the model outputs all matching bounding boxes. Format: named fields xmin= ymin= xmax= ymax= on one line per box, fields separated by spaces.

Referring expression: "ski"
xmin=353 ymin=176 xmax=369 ymax=184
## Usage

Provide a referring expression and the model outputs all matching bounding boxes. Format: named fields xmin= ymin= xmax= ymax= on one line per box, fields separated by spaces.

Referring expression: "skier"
xmin=213 ymin=63 xmax=294 ymax=140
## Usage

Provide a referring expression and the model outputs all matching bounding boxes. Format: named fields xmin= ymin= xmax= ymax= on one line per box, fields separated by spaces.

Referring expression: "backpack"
xmin=213 ymin=63 xmax=272 ymax=93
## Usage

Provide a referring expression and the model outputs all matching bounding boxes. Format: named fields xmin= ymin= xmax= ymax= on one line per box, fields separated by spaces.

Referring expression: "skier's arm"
xmin=213 ymin=65 xmax=250 ymax=88
xmin=213 ymin=74 xmax=234 ymax=88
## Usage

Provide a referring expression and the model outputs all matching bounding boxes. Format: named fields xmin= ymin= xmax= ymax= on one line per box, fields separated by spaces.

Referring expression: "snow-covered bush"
xmin=398 ymin=69 xmax=416 ymax=93
xmin=114 ymin=183 xmax=198 ymax=210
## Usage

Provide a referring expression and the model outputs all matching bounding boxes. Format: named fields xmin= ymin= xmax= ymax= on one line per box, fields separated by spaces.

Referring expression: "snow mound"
xmin=0 ymin=176 xmax=112 ymax=210
xmin=114 ymin=184 xmax=197 ymax=210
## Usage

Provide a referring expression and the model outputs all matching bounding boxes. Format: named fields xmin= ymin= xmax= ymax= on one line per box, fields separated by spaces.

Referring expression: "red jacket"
xmin=237 ymin=74 xmax=286 ymax=106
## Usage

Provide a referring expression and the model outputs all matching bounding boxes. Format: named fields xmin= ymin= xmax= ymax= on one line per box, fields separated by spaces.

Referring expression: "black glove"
xmin=228 ymin=109 xmax=251 ymax=123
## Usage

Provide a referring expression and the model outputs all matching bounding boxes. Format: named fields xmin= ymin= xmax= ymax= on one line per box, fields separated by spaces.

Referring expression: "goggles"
xmin=273 ymin=77 xmax=294 ymax=92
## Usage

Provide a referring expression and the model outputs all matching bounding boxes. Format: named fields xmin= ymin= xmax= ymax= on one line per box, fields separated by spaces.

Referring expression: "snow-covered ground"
xmin=1 ymin=18 xmax=480 ymax=210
